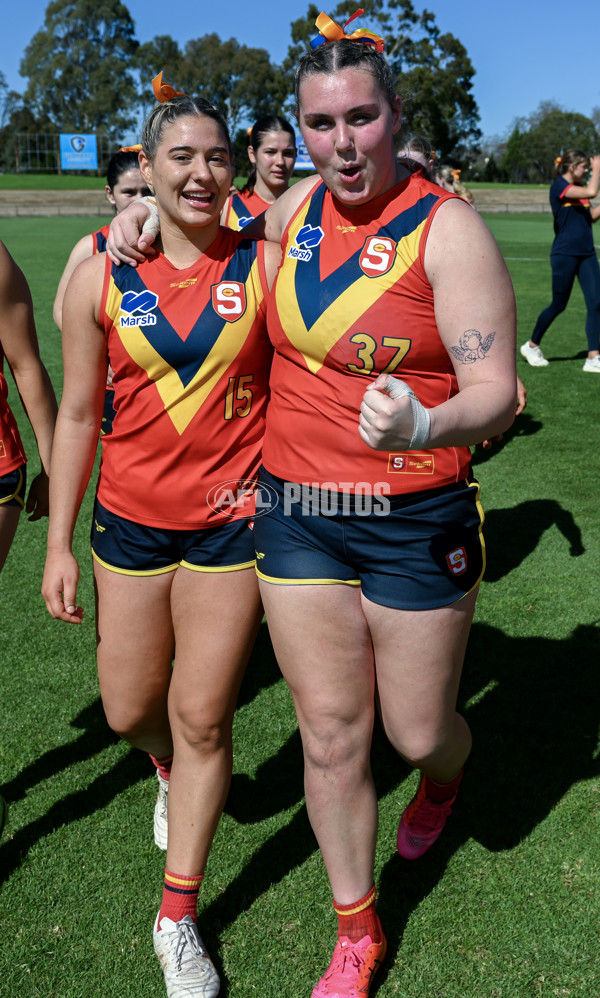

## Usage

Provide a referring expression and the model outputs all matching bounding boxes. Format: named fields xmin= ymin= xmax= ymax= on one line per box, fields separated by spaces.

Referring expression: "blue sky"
xmin=2 ymin=0 xmax=600 ymax=142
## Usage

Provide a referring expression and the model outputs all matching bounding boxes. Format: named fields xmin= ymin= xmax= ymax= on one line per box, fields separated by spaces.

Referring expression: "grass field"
xmin=1 ymin=213 xmax=599 ymax=997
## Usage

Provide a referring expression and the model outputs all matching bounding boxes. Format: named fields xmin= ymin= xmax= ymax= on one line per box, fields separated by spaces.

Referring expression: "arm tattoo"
xmin=449 ymin=329 xmax=496 ymax=364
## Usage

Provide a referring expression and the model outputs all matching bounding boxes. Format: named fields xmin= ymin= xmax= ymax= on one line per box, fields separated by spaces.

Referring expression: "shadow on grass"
xmin=236 ymin=618 xmax=282 ymax=711
xmin=375 ymin=620 xmax=600 ymax=980
xmin=0 ymin=746 xmax=148 ymax=886
xmin=1 ymin=699 xmax=118 ymax=805
xmin=220 ymin=619 xmax=600 ymax=993
xmin=483 ymin=498 xmax=584 ymax=581
xmin=470 ymin=410 xmax=543 ymax=466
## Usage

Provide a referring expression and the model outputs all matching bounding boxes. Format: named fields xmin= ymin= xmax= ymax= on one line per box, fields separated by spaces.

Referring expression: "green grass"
xmin=0 ymin=174 xmax=549 ymax=192
xmin=1 ymin=215 xmax=600 ymax=997
xmin=0 ymin=174 xmax=108 ymax=190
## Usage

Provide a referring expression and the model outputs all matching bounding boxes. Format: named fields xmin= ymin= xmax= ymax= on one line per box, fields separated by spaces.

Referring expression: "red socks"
xmin=424 ymin=767 xmax=463 ymax=803
xmin=157 ymin=870 xmax=204 ymax=928
xmin=334 ymin=885 xmax=382 ymax=944
xmin=149 ymin=753 xmax=173 ymax=782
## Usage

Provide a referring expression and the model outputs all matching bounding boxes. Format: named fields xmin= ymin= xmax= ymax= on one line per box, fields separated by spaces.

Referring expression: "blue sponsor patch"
xmin=121 ymin=290 xmax=159 ymax=314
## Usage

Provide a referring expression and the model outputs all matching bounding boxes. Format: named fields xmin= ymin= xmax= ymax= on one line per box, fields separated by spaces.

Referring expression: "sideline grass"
xmin=1 ymin=216 xmax=599 ymax=997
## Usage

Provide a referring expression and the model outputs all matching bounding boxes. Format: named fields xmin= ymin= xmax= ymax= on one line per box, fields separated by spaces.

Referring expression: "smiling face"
xmin=106 ymin=168 xmax=151 ymax=213
xmin=298 ymin=65 xmax=402 ymax=207
xmin=248 ymin=129 xmax=297 ymax=198
xmin=139 ymin=115 xmax=233 ymax=240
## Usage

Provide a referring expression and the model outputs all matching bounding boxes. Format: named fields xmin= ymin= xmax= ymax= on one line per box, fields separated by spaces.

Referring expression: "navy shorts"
xmin=253 ymin=467 xmax=485 ymax=610
xmin=0 ymin=465 xmax=26 ymax=509
xmin=91 ymin=499 xmax=256 ymax=576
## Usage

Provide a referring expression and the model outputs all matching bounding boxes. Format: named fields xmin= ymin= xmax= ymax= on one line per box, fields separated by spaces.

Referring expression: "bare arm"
xmin=42 ymin=254 xmax=108 ymax=622
xmin=359 ymin=199 xmax=517 ymax=450
xmin=53 ymin=233 xmax=94 ymax=329
xmin=562 ymin=155 xmax=600 ymax=200
xmin=106 ymin=196 xmax=159 ymax=266
xmin=244 ymin=175 xmax=322 ymax=244
xmin=0 ymin=241 xmax=58 ymax=519
xmin=263 ymin=240 xmax=283 ymax=290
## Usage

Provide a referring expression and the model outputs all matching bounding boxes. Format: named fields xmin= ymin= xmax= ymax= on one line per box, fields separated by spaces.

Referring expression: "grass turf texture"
xmin=1 ymin=213 xmax=599 ymax=997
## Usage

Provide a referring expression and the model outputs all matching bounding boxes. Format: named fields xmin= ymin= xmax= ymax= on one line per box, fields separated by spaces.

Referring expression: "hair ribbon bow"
xmin=310 ymin=9 xmax=385 ymax=53
xmin=152 ymin=71 xmax=186 ymax=103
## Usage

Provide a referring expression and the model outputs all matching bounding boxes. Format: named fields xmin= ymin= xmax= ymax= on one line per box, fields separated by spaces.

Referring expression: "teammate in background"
xmin=396 ymin=133 xmax=435 ymax=178
xmin=42 ymin=86 xmax=278 ymax=998
xmin=0 ymin=239 xmax=57 ymax=575
xmin=222 ymin=115 xmax=297 ymax=230
xmin=521 ymin=149 xmax=600 ymax=371
xmin=105 ymin=17 xmax=517 ymax=995
xmin=436 ymin=164 xmax=476 ymax=207
xmin=53 ymin=148 xmax=150 ymax=433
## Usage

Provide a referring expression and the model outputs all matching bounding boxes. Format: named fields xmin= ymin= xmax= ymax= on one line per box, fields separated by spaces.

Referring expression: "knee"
xmin=103 ymin=700 xmax=157 ymax=744
xmin=302 ymin=713 xmax=372 ymax=778
xmin=170 ymin=702 xmax=232 ymax=757
xmin=391 ymin=714 xmax=472 ymax=771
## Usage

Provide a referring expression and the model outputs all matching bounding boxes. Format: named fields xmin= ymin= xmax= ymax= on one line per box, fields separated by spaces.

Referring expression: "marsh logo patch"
xmin=287 ymin=223 xmax=325 ymax=262
xmin=119 ymin=290 xmax=159 ymax=327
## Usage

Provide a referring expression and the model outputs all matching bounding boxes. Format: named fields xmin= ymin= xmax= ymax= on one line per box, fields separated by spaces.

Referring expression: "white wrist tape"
xmin=139 ymin=195 xmax=160 ymax=240
xmin=382 ymin=375 xmax=431 ymax=450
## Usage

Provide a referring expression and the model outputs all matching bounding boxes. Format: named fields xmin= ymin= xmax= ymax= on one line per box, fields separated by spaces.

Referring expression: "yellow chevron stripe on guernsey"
xmin=106 ymin=260 xmax=264 ymax=436
xmin=276 ymin=212 xmax=427 ymax=375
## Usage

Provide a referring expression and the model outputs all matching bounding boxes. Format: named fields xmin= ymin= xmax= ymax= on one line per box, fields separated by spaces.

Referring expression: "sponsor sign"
xmin=59 ymin=134 xmax=98 ymax=170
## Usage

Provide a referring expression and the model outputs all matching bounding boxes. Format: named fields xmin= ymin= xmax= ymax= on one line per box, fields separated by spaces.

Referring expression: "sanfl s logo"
xmin=119 ymin=290 xmax=159 ymax=328
xmin=287 ymin=223 xmax=325 ymax=262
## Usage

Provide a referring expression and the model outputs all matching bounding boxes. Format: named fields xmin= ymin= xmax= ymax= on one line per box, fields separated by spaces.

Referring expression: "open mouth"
xmin=182 ymin=190 xmax=214 ymax=207
xmin=338 ymin=165 xmax=361 ymax=183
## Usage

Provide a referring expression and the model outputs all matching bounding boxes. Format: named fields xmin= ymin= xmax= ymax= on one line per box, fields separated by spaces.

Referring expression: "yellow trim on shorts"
xmin=92 ymin=548 xmax=256 ymax=576
xmin=462 ymin=477 xmax=486 ymax=599
xmin=180 ymin=558 xmax=256 ymax=573
xmin=91 ymin=549 xmax=179 ymax=576
xmin=0 ymin=466 xmax=25 ymax=509
xmin=256 ymin=568 xmax=361 ymax=587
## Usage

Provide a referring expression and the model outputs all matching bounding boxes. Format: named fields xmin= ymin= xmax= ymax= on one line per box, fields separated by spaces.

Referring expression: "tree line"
xmin=0 ymin=0 xmax=598 ymax=181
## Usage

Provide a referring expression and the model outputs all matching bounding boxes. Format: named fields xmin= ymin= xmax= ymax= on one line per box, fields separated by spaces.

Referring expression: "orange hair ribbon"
xmin=555 ymin=156 xmax=563 ymax=165
xmin=452 ymin=168 xmax=461 ymax=181
xmin=311 ymin=9 xmax=385 ymax=53
xmin=152 ymin=71 xmax=186 ymax=103
xmin=118 ymin=144 xmax=142 ymax=153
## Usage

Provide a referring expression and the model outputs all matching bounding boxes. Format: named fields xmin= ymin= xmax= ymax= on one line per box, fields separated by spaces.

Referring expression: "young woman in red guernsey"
xmin=0 ymin=239 xmax=57 ymax=574
xmin=253 ymin=23 xmax=516 ymax=997
xmin=42 ymin=90 xmax=278 ymax=998
xmin=107 ymin=16 xmax=517 ymax=996
xmin=222 ymin=114 xmax=297 ymax=230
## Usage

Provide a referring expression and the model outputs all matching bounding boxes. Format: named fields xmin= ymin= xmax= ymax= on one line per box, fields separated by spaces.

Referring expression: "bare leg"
xmin=259 ymin=581 xmax=377 ymax=904
xmin=0 ymin=506 xmax=20 ymax=574
xmin=364 ymin=589 xmax=477 ymax=781
xmin=94 ymin=561 xmax=175 ymax=759
xmin=165 ymin=566 xmax=262 ymax=874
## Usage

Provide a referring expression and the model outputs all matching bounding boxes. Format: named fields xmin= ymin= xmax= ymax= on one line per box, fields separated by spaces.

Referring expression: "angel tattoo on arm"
xmin=450 ymin=329 xmax=496 ymax=364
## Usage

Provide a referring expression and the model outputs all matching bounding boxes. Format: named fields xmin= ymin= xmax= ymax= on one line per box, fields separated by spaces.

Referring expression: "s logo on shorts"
xmin=446 ymin=547 xmax=467 ymax=576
